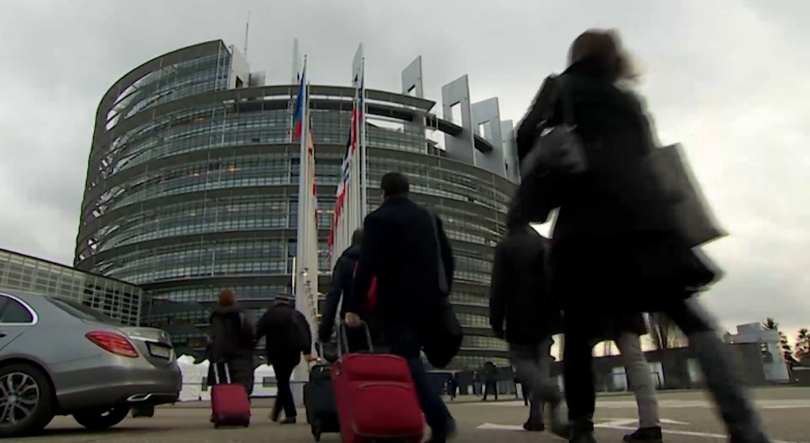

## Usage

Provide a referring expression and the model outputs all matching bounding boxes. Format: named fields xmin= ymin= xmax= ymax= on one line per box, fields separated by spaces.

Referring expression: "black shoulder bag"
xmin=422 ymin=212 xmax=463 ymax=369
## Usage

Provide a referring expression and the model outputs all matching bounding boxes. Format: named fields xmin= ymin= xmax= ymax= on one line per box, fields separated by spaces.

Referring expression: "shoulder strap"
xmin=555 ymin=75 xmax=576 ymax=127
xmin=428 ymin=211 xmax=449 ymax=296
xmin=541 ymin=237 xmax=553 ymax=294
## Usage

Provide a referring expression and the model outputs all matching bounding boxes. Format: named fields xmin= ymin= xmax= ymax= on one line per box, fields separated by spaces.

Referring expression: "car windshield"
xmin=47 ymin=298 xmax=123 ymax=326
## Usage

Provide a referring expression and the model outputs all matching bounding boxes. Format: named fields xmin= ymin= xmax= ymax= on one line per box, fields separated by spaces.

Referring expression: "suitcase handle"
xmin=336 ymin=321 xmax=373 ymax=358
xmin=212 ymin=362 xmax=232 ymax=385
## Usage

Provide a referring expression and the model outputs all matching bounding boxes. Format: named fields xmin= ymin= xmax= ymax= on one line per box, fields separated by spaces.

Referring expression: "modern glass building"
xmin=0 ymin=248 xmax=142 ymax=326
xmin=75 ymin=40 xmax=519 ymax=369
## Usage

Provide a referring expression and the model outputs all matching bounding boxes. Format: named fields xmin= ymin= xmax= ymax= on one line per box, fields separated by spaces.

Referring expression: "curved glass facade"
xmin=76 ymin=41 xmax=516 ymax=369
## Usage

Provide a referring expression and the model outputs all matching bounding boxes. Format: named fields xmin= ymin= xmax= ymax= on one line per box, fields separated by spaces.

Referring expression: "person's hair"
xmin=568 ymin=29 xmax=638 ymax=83
xmin=380 ymin=172 xmax=410 ymax=199
xmin=275 ymin=293 xmax=292 ymax=304
xmin=218 ymin=289 xmax=236 ymax=308
xmin=351 ymin=229 xmax=363 ymax=246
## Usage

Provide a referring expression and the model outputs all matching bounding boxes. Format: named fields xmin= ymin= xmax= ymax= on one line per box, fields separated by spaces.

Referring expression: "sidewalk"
xmin=161 ymin=390 xmax=646 ymax=410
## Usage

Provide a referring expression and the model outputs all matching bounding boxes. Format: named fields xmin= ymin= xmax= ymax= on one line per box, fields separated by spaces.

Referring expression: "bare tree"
xmin=796 ymin=328 xmax=810 ymax=362
xmin=646 ymin=312 xmax=687 ymax=350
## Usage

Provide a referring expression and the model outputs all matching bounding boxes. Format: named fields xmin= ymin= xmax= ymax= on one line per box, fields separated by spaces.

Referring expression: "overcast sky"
xmin=0 ymin=0 xmax=807 ymax=336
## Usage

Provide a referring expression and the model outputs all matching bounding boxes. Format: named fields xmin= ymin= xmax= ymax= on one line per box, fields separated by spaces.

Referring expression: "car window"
xmin=0 ymin=297 xmax=35 ymax=324
xmin=46 ymin=298 xmax=122 ymax=326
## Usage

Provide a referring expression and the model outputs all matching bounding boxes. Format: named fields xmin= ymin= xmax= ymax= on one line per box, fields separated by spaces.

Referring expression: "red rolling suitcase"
xmin=331 ymin=323 xmax=424 ymax=443
xmin=210 ymin=362 xmax=251 ymax=428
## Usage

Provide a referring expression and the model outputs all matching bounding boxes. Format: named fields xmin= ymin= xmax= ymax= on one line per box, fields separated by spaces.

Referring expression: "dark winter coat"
xmin=515 ymin=57 xmax=717 ymax=317
xmin=348 ymin=195 xmax=454 ymax=332
xmin=489 ymin=226 xmax=562 ymax=344
xmin=255 ymin=302 xmax=312 ymax=367
xmin=483 ymin=361 xmax=498 ymax=383
xmin=319 ymin=245 xmax=361 ymax=343
xmin=206 ymin=306 xmax=255 ymax=395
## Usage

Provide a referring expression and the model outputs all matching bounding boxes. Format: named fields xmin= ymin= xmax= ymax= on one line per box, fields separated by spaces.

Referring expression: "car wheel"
xmin=73 ymin=406 xmax=130 ymax=430
xmin=0 ymin=363 xmax=55 ymax=438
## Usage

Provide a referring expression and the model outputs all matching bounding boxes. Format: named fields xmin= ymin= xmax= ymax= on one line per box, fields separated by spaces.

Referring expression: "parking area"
xmin=23 ymin=387 xmax=810 ymax=443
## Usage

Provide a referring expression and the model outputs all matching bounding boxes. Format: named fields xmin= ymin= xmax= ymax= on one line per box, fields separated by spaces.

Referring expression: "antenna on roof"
xmin=243 ymin=11 xmax=251 ymax=59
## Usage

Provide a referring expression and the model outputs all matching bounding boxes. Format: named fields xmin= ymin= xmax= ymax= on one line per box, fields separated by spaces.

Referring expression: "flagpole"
xmin=306 ymin=78 xmax=319 ymax=349
xmin=360 ymin=56 xmax=368 ymax=218
xmin=292 ymin=56 xmax=311 ymax=406
xmin=352 ymin=73 xmax=362 ymax=231
xmin=350 ymin=87 xmax=358 ymax=236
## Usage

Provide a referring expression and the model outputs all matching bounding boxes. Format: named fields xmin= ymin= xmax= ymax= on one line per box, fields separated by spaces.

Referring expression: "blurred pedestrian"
xmin=490 ymin=224 xmax=565 ymax=435
xmin=591 ymin=316 xmax=663 ymax=442
xmin=481 ymin=361 xmax=498 ymax=401
xmin=513 ymin=28 xmax=772 ymax=443
xmin=447 ymin=373 xmax=459 ymax=401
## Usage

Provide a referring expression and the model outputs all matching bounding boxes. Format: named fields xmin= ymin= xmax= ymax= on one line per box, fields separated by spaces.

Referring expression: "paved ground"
xmin=15 ymin=387 xmax=809 ymax=443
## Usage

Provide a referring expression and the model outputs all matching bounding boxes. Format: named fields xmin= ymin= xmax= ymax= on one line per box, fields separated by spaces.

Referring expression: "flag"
xmin=292 ymin=66 xmax=307 ymax=141
xmin=292 ymin=57 xmax=318 ymax=359
xmin=308 ymin=124 xmax=318 ymax=228
xmin=327 ymin=130 xmax=352 ymax=253
xmin=329 ymin=43 xmax=365 ymax=267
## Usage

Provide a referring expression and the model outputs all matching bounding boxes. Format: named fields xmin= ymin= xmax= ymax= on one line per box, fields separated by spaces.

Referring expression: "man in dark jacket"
xmin=489 ymin=225 xmax=566 ymax=434
xmin=345 ymin=172 xmax=456 ymax=443
xmin=481 ymin=361 xmax=498 ymax=401
xmin=319 ymin=229 xmax=363 ymax=345
xmin=255 ymin=295 xmax=314 ymax=424
xmin=318 ymin=229 xmax=380 ymax=353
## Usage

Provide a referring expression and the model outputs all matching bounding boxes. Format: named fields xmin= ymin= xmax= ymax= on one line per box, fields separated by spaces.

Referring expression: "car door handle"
xmin=0 ymin=333 xmax=6 ymax=338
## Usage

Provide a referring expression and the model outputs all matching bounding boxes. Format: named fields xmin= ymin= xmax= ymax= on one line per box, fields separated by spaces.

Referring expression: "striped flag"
xmin=328 ymin=43 xmax=365 ymax=266
xmin=327 ymin=123 xmax=353 ymax=253
xmin=292 ymin=58 xmax=318 ymax=361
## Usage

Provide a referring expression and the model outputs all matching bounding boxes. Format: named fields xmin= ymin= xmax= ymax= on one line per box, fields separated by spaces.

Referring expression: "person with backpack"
xmin=255 ymin=294 xmax=315 ymax=424
xmin=207 ymin=289 xmax=256 ymax=398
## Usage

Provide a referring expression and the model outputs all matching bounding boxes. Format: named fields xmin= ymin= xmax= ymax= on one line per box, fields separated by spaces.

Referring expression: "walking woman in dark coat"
xmin=512 ymin=29 xmax=771 ymax=443
xmin=206 ymin=289 xmax=255 ymax=398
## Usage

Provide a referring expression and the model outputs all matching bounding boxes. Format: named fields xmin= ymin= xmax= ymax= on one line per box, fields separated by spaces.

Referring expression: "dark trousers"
xmin=271 ymin=363 xmax=297 ymax=419
xmin=385 ymin=324 xmax=453 ymax=433
xmin=482 ymin=381 xmax=498 ymax=400
xmin=522 ymin=383 xmax=530 ymax=406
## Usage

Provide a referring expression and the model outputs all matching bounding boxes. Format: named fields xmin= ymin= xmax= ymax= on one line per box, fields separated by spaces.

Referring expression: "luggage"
xmin=304 ymin=360 xmax=340 ymax=441
xmin=423 ymin=213 xmax=462 ymax=369
xmin=210 ymin=362 xmax=251 ymax=428
xmin=332 ymin=323 xmax=424 ymax=443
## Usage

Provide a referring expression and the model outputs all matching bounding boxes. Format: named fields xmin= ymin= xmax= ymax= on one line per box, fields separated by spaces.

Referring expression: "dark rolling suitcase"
xmin=304 ymin=357 xmax=340 ymax=441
